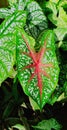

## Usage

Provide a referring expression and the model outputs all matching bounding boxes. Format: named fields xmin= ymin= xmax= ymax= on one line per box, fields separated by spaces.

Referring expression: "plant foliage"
xmin=16 ymin=28 xmax=59 ymax=109
xmin=0 ymin=0 xmax=67 ymax=129
xmin=33 ymin=118 xmax=62 ymax=130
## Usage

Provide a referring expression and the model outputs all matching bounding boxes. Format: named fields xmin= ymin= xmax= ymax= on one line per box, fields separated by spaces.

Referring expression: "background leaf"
xmin=12 ymin=124 xmax=26 ymax=130
xmin=25 ymin=1 xmax=48 ymax=39
xmin=8 ymin=0 xmax=18 ymax=6
xmin=54 ymin=28 xmax=67 ymax=41
xmin=32 ymin=118 xmax=62 ymax=130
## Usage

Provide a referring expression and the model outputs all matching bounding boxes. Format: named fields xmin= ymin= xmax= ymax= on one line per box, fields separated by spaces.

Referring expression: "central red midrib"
xmin=22 ymin=34 xmax=45 ymax=95
xmin=35 ymin=62 xmax=43 ymax=95
xmin=22 ymin=34 xmax=37 ymax=63
xmin=22 ymin=34 xmax=51 ymax=96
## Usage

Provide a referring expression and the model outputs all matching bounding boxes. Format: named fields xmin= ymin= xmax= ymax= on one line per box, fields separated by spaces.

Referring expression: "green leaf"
xmin=46 ymin=2 xmax=67 ymax=28
xmin=0 ymin=8 xmax=11 ymax=18
xmin=56 ymin=7 xmax=67 ymax=28
xmin=61 ymin=41 xmax=67 ymax=51
xmin=25 ymin=1 xmax=48 ymax=39
xmin=29 ymin=97 xmax=40 ymax=110
xmin=49 ymin=0 xmax=59 ymax=4
xmin=17 ymin=29 xmax=59 ymax=109
xmin=46 ymin=1 xmax=67 ymax=48
xmin=47 ymin=85 xmax=62 ymax=105
xmin=0 ymin=0 xmax=47 ymax=39
xmin=27 ymin=1 xmax=47 ymax=26
xmin=54 ymin=7 xmax=67 ymax=41
xmin=18 ymin=0 xmax=31 ymax=10
xmin=64 ymin=81 xmax=67 ymax=97
xmin=8 ymin=0 xmax=17 ymax=6
xmin=32 ymin=118 xmax=62 ymax=130
xmin=0 ymin=0 xmax=30 ymax=19
xmin=58 ymin=0 xmax=67 ymax=9
xmin=2 ymin=99 xmax=15 ymax=119
xmin=46 ymin=1 xmax=57 ymax=16
xmin=54 ymin=28 xmax=67 ymax=41
xmin=0 ymin=34 xmax=16 ymax=85
xmin=12 ymin=124 xmax=26 ymax=130
xmin=0 ymin=11 xmax=26 ymax=35
xmin=0 ymin=10 xmax=26 ymax=84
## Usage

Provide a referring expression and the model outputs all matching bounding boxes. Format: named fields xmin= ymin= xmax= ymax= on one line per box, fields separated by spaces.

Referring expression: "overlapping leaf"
xmin=0 ymin=0 xmax=48 ymax=39
xmin=0 ymin=34 xmax=16 ymax=85
xmin=0 ymin=0 xmax=47 ymax=87
xmin=0 ymin=0 xmax=30 ymax=19
xmin=8 ymin=0 xmax=17 ymax=6
xmin=0 ymin=8 xmax=11 ymax=18
xmin=0 ymin=11 xmax=26 ymax=84
xmin=17 ymin=29 xmax=59 ymax=109
xmin=25 ymin=1 xmax=48 ymax=39
xmin=46 ymin=1 xmax=67 ymax=49
xmin=33 ymin=118 xmax=62 ymax=130
xmin=0 ymin=11 xmax=26 ymax=35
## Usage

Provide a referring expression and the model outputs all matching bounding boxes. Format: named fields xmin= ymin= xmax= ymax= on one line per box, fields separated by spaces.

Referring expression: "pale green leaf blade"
xmin=46 ymin=2 xmax=67 ymax=28
xmin=54 ymin=28 xmax=67 ymax=41
xmin=12 ymin=124 xmax=26 ymax=130
xmin=8 ymin=0 xmax=17 ymax=6
xmin=46 ymin=1 xmax=57 ymax=16
xmin=49 ymin=0 xmax=59 ymax=4
xmin=57 ymin=7 xmax=67 ymax=28
xmin=32 ymin=118 xmax=62 ymax=130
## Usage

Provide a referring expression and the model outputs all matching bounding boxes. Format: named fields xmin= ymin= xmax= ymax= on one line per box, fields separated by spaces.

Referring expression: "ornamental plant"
xmin=16 ymin=28 xmax=59 ymax=109
xmin=0 ymin=0 xmax=67 ymax=129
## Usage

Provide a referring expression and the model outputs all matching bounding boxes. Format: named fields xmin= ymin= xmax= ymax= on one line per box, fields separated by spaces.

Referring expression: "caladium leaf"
xmin=0 ymin=11 xmax=26 ymax=35
xmin=0 ymin=10 xmax=26 ymax=84
xmin=0 ymin=8 xmax=12 ymax=18
xmin=0 ymin=34 xmax=16 ymax=85
xmin=17 ymin=29 xmax=59 ymax=109
xmin=18 ymin=0 xmax=31 ymax=10
xmin=0 ymin=0 xmax=30 ymax=19
xmin=0 ymin=0 xmax=47 ymax=40
xmin=25 ymin=1 xmax=48 ymax=39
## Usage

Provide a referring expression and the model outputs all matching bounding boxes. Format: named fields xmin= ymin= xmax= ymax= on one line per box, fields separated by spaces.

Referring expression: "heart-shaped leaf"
xmin=16 ymin=29 xmax=59 ymax=109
